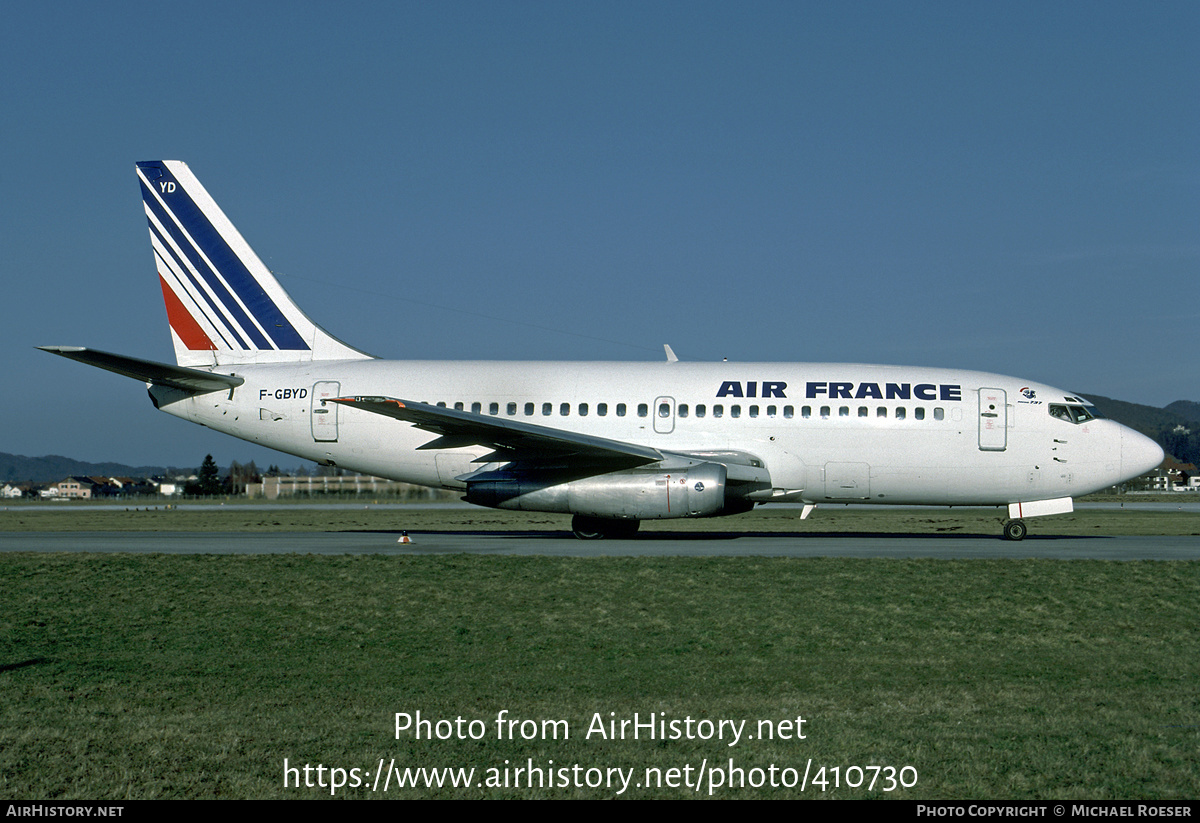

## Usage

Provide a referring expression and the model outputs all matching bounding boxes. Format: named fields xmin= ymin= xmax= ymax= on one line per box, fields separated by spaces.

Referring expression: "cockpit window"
xmin=1049 ymin=404 xmax=1101 ymax=424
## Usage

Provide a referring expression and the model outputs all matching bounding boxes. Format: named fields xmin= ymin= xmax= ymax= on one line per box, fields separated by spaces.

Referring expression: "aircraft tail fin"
xmin=136 ymin=160 xmax=372 ymax=367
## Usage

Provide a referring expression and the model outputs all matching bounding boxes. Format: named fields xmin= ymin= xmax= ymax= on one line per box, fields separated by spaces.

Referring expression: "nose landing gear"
xmin=1003 ymin=519 xmax=1027 ymax=541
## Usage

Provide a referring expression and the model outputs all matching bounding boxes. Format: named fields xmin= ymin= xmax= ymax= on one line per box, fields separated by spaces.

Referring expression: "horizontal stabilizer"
xmin=38 ymin=346 xmax=244 ymax=393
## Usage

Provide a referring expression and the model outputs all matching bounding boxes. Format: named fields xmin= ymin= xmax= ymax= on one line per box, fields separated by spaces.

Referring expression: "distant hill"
xmin=1083 ymin=396 xmax=1194 ymax=436
xmin=0 ymin=453 xmax=178 ymax=484
xmin=1165 ymin=400 xmax=1200 ymax=425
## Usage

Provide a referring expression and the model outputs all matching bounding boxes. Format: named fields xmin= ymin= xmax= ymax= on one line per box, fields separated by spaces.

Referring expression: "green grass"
xmin=2 ymin=548 xmax=1198 ymax=798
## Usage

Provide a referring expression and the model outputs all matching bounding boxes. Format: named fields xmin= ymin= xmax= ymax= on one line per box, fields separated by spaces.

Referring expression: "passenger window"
xmin=658 ymin=403 xmax=670 ymax=418
xmin=597 ymin=403 xmax=608 ymax=416
xmin=455 ymin=402 xmax=464 ymax=411
xmin=695 ymin=404 xmax=706 ymax=418
xmin=934 ymin=407 xmax=944 ymax=420
xmin=678 ymin=404 xmax=689 ymax=418
xmin=489 ymin=402 xmax=499 ymax=415
xmin=617 ymin=403 xmax=627 ymax=417
xmin=542 ymin=402 xmax=552 ymax=416
xmin=767 ymin=405 xmax=776 ymax=417
xmin=749 ymin=405 xmax=759 ymax=418
xmin=560 ymin=403 xmax=570 ymax=416
xmin=802 ymin=406 xmax=811 ymax=419
xmin=858 ymin=407 xmax=868 ymax=418
xmin=839 ymin=406 xmax=849 ymax=417
xmin=638 ymin=403 xmax=648 ymax=417
xmin=579 ymin=403 xmax=588 ymax=416
xmin=436 ymin=401 xmax=446 ymax=407
xmin=915 ymin=407 xmax=925 ymax=420
xmin=783 ymin=405 xmax=793 ymax=419
xmin=471 ymin=402 xmax=482 ymax=414
xmin=820 ymin=406 xmax=830 ymax=419
xmin=877 ymin=407 xmax=887 ymax=418
xmin=895 ymin=407 xmax=906 ymax=420
xmin=714 ymin=405 xmax=724 ymax=418
xmin=524 ymin=402 xmax=534 ymax=416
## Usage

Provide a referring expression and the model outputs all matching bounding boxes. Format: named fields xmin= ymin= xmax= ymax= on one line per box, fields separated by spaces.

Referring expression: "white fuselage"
xmin=152 ymin=359 xmax=1156 ymax=507
xmin=48 ymin=161 xmax=1166 ymax=540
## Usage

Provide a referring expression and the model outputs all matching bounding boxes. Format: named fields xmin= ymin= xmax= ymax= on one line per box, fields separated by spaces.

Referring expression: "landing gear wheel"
xmin=1003 ymin=519 xmax=1027 ymax=541
xmin=571 ymin=515 xmax=640 ymax=540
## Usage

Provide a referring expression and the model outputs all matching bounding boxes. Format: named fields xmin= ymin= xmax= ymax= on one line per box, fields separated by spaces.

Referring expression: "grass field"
xmin=1 ymin=505 xmax=1198 ymax=799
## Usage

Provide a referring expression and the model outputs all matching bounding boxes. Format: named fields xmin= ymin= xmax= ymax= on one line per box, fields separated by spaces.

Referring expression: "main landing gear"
xmin=571 ymin=515 xmax=640 ymax=540
xmin=1003 ymin=519 xmax=1027 ymax=541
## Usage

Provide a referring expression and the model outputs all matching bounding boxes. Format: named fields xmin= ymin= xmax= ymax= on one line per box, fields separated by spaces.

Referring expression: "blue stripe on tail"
xmin=138 ymin=163 xmax=309 ymax=351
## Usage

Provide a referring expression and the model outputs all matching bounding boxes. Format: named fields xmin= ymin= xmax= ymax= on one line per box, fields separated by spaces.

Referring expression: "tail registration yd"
xmin=41 ymin=161 xmax=1164 ymax=539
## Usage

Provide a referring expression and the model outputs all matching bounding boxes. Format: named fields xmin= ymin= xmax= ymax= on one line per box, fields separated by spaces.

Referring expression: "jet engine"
xmin=464 ymin=461 xmax=743 ymax=521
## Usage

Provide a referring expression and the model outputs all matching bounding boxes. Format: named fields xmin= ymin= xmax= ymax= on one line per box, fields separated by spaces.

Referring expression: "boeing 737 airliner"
xmin=41 ymin=161 xmax=1164 ymax=539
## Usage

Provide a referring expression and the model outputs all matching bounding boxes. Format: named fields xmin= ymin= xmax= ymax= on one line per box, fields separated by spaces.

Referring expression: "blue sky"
xmin=3 ymin=1 xmax=1196 ymax=469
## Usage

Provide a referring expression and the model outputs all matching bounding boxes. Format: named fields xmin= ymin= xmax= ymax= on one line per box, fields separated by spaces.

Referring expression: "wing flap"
xmin=328 ymin=396 xmax=663 ymax=465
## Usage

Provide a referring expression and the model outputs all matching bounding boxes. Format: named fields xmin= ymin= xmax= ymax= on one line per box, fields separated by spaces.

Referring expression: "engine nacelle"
xmin=465 ymin=462 xmax=734 ymax=520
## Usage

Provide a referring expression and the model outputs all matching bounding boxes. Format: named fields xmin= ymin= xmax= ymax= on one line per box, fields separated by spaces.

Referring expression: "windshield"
xmin=1049 ymin=404 xmax=1102 ymax=424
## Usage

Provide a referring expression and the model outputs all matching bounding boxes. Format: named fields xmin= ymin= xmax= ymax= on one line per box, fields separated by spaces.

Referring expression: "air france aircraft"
xmin=41 ymin=161 xmax=1164 ymax=540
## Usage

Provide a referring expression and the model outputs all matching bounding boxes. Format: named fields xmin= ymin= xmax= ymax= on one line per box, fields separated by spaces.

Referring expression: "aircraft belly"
xmin=801 ymin=425 xmax=1047 ymax=505
xmin=862 ymin=466 xmax=945 ymax=503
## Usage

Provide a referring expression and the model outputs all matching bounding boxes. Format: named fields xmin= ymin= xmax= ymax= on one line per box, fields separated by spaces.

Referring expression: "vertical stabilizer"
xmin=136 ymin=160 xmax=373 ymax=367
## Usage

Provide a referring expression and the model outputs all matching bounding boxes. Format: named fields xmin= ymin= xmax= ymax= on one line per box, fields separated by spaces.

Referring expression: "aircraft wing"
xmin=38 ymin=346 xmax=244 ymax=393
xmin=328 ymin=396 xmax=663 ymax=466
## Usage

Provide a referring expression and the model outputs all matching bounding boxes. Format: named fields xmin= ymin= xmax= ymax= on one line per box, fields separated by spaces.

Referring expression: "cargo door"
xmin=436 ymin=453 xmax=481 ymax=490
xmin=824 ymin=462 xmax=871 ymax=499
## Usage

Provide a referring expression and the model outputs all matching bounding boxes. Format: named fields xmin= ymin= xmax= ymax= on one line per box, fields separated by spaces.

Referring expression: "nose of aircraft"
xmin=1121 ymin=427 xmax=1165 ymax=480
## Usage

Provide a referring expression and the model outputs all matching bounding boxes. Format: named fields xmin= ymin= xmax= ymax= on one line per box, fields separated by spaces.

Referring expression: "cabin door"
xmin=978 ymin=388 xmax=1007 ymax=451
xmin=311 ymin=381 xmax=341 ymax=442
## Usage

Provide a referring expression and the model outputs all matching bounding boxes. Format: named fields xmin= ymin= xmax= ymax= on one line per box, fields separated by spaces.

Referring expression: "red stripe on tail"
xmin=159 ymin=274 xmax=216 ymax=350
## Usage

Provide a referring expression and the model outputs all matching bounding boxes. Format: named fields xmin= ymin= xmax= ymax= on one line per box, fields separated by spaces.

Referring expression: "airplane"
xmin=41 ymin=160 xmax=1164 ymax=540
